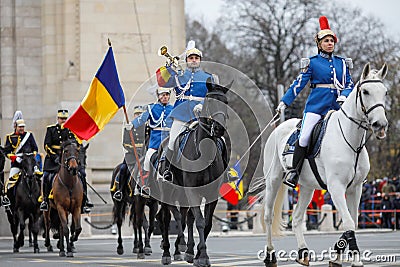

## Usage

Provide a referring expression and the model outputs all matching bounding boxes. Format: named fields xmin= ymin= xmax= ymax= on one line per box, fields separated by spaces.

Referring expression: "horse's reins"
xmin=338 ymin=79 xmax=384 ymax=185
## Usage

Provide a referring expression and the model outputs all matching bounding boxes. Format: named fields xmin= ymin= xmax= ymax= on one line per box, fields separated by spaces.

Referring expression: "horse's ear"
xmin=377 ymin=63 xmax=388 ymax=80
xmin=206 ymin=77 xmax=214 ymax=91
xmin=360 ymin=62 xmax=371 ymax=82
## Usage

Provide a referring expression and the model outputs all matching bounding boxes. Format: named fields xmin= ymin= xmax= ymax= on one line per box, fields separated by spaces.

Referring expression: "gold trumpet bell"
xmin=158 ymin=45 xmax=168 ymax=57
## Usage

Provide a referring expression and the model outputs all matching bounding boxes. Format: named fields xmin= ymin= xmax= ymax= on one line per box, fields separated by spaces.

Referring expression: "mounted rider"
xmin=156 ymin=40 xmax=219 ymax=180
xmin=111 ymin=105 xmax=146 ymax=200
xmin=39 ymin=109 xmax=93 ymax=213
xmin=276 ymin=16 xmax=354 ymax=188
xmin=2 ymin=114 xmax=43 ymax=207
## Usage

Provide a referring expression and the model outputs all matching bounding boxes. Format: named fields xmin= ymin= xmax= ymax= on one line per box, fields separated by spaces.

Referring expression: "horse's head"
xmin=61 ymin=139 xmax=80 ymax=176
xmin=20 ymin=152 xmax=36 ymax=179
xmin=356 ymin=63 xmax=388 ymax=139
xmin=201 ymin=78 xmax=230 ymax=138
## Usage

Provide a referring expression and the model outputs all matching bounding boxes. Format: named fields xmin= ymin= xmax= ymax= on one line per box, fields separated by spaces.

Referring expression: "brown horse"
xmin=43 ymin=139 xmax=83 ymax=257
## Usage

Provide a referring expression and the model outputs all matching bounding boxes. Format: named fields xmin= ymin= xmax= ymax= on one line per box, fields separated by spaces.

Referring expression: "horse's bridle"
xmin=340 ymin=79 xmax=385 ymax=130
xmin=198 ymin=91 xmax=228 ymax=137
xmin=62 ymin=143 xmax=79 ymax=174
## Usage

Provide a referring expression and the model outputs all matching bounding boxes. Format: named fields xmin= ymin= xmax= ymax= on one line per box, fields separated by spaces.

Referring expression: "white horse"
xmin=257 ymin=63 xmax=388 ymax=267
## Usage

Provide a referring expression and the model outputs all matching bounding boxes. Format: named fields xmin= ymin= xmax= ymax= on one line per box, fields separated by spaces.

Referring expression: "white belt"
xmin=181 ymin=95 xmax=205 ymax=101
xmin=313 ymin=84 xmax=336 ymax=89
xmin=153 ymin=127 xmax=170 ymax=131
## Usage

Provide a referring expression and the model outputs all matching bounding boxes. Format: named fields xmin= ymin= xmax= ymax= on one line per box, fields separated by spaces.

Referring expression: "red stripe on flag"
xmin=64 ymin=106 xmax=100 ymax=140
xmin=156 ymin=68 xmax=167 ymax=87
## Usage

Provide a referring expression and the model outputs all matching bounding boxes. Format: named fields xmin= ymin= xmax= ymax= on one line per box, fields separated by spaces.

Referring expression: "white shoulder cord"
xmin=147 ymin=104 xmax=164 ymax=128
xmin=174 ymin=75 xmax=192 ymax=99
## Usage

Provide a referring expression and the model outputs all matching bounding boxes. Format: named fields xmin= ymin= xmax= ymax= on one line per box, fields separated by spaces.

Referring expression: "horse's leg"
xmin=160 ymin=205 xmax=172 ymax=265
xmin=170 ymin=206 xmax=185 ymax=261
xmin=131 ymin=201 xmax=140 ymax=254
xmin=344 ymin=185 xmax=363 ymax=267
xmin=292 ymin=186 xmax=314 ymax=266
xmin=114 ymin=201 xmax=125 ymax=255
xmin=262 ymin=149 xmax=284 ymax=267
xmin=134 ymin=196 xmax=145 ymax=259
xmin=185 ymin=208 xmax=195 ymax=263
xmin=329 ymin=184 xmax=362 ymax=267
xmin=70 ymin=208 xmax=82 ymax=254
xmin=192 ymin=206 xmax=210 ymax=267
xmin=29 ymin=217 xmax=34 ymax=247
xmin=144 ymin=199 xmax=158 ymax=255
xmin=43 ymin=210 xmax=53 ymax=252
xmin=57 ymin=209 xmax=68 ymax=257
xmin=16 ymin=209 xmax=26 ymax=249
xmin=31 ymin=213 xmax=40 ymax=253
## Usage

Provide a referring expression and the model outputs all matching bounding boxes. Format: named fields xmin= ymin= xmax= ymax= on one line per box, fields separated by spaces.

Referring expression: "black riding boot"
xmin=113 ymin=164 xmax=127 ymax=201
xmin=40 ymin=177 xmax=49 ymax=211
xmin=159 ymin=149 xmax=174 ymax=181
xmin=283 ymin=141 xmax=307 ymax=189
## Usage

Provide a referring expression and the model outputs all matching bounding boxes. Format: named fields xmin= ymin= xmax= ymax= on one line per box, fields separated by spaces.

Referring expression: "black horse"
xmin=5 ymin=150 xmax=41 ymax=253
xmin=110 ymin=161 xmax=158 ymax=258
xmin=157 ymin=81 xmax=229 ymax=266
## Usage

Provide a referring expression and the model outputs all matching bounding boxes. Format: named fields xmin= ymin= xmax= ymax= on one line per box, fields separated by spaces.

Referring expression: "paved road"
xmin=0 ymin=230 xmax=399 ymax=266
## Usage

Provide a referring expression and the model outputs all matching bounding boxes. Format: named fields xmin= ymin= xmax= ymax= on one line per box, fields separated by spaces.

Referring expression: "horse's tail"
xmin=272 ymin=184 xmax=286 ymax=236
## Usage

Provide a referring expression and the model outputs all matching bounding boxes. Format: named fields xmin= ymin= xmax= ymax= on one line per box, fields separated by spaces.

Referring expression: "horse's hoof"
xmin=296 ymin=257 xmax=310 ymax=266
xmin=137 ymin=252 xmax=145 ymax=259
xmin=184 ymin=253 xmax=194 ymax=263
xmin=144 ymin=246 xmax=152 ymax=255
xmin=13 ymin=248 xmax=19 ymax=253
xmin=132 ymin=247 xmax=139 ymax=254
xmin=178 ymin=244 xmax=187 ymax=253
xmin=66 ymin=251 xmax=74 ymax=257
xmin=329 ymin=261 xmax=342 ymax=267
xmin=196 ymin=258 xmax=211 ymax=267
xmin=59 ymin=251 xmax=66 ymax=257
xmin=264 ymin=263 xmax=277 ymax=267
xmin=47 ymin=245 xmax=53 ymax=252
xmin=174 ymin=253 xmax=184 ymax=261
xmin=117 ymin=247 xmax=124 ymax=255
xmin=34 ymin=247 xmax=40 ymax=253
xmin=162 ymin=256 xmax=172 ymax=265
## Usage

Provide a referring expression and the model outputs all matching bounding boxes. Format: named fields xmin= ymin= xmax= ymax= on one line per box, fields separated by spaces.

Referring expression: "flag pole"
xmin=122 ymin=105 xmax=145 ymax=186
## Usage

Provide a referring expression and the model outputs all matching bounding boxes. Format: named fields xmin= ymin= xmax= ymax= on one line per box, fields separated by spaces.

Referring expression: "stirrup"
xmin=113 ymin=191 xmax=123 ymax=201
xmin=40 ymin=201 xmax=48 ymax=211
xmin=283 ymin=170 xmax=298 ymax=189
xmin=2 ymin=196 xmax=11 ymax=207
xmin=162 ymin=170 xmax=173 ymax=182
xmin=140 ymin=186 xmax=150 ymax=198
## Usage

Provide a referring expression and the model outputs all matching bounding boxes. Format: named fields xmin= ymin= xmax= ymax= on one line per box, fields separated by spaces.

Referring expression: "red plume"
xmin=319 ymin=16 xmax=331 ymax=30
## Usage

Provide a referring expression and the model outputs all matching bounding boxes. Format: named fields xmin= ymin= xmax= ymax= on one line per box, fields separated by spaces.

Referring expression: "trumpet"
xmin=158 ymin=45 xmax=183 ymax=73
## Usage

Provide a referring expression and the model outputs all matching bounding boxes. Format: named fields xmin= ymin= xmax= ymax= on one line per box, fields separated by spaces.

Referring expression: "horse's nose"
xmin=372 ymin=119 xmax=388 ymax=139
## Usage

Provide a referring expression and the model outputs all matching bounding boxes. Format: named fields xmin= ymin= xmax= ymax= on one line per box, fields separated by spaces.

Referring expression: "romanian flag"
xmin=64 ymin=47 xmax=125 ymax=140
xmin=219 ymin=160 xmax=243 ymax=206
xmin=156 ymin=66 xmax=172 ymax=86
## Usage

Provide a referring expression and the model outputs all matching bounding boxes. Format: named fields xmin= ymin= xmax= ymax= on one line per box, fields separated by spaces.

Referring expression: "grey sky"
xmin=185 ymin=0 xmax=400 ymax=35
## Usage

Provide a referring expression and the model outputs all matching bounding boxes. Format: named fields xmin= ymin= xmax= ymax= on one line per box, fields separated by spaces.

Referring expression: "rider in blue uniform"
xmin=276 ymin=16 xmax=354 ymax=188
xmin=112 ymin=88 xmax=173 ymax=200
xmin=156 ymin=41 xmax=218 ymax=180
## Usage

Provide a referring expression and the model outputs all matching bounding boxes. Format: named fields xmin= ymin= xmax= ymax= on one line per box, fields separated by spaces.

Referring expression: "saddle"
xmin=283 ymin=111 xmax=333 ymax=159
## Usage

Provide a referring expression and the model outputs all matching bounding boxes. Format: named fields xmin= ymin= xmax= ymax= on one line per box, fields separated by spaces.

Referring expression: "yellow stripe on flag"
xmin=81 ymin=78 xmax=119 ymax=130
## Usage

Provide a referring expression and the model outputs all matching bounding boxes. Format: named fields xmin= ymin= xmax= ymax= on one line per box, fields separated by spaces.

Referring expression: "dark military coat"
xmin=43 ymin=124 xmax=76 ymax=172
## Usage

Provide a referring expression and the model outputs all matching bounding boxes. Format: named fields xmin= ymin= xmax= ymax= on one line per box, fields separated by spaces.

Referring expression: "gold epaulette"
xmin=46 ymin=124 xmax=57 ymax=128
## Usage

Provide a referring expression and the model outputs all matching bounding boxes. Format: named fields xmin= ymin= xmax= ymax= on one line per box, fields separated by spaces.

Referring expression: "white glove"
xmin=336 ymin=95 xmax=346 ymax=105
xmin=125 ymin=122 xmax=133 ymax=131
xmin=276 ymin=101 xmax=287 ymax=113
xmin=193 ymin=103 xmax=203 ymax=117
xmin=16 ymin=157 xmax=22 ymax=163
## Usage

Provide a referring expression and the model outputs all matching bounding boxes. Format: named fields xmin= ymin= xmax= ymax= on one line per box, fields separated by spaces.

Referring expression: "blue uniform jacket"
xmin=133 ymin=102 xmax=173 ymax=149
xmin=160 ymin=66 xmax=214 ymax=122
xmin=281 ymin=53 xmax=354 ymax=115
